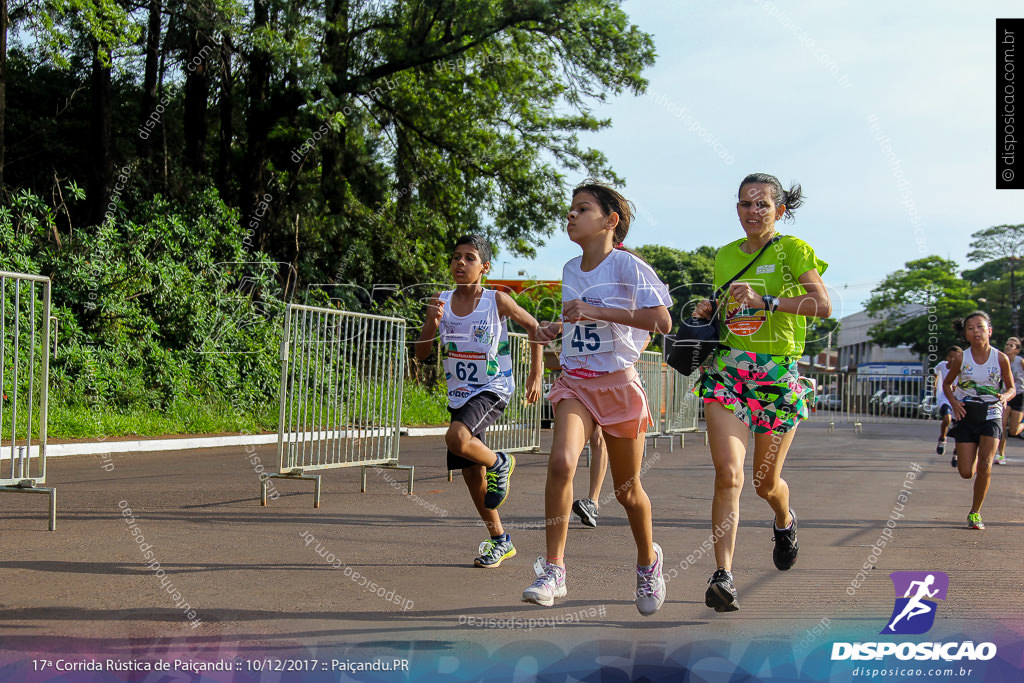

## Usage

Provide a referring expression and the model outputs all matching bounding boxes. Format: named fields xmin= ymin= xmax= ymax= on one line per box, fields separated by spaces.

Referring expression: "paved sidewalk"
xmin=0 ymin=421 xmax=1021 ymax=681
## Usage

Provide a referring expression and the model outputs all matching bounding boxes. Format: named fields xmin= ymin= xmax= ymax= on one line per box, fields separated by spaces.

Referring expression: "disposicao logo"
xmin=882 ymin=571 xmax=948 ymax=635
xmin=831 ymin=571 xmax=997 ymax=663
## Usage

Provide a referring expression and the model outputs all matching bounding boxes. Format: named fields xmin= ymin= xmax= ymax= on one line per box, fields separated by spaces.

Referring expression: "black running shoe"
xmin=936 ymin=439 xmax=946 ymax=455
xmin=705 ymin=568 xmax=738 ymax=612
xmin=772 ymin=509 xmax=799 ymax=571
xmin=951 ymin=451 xmax=958 ymax=468
xmin=572 ymin=498 xmax=599 ymax=528
xmin=484 ymin=452 xmax=515 ymax=509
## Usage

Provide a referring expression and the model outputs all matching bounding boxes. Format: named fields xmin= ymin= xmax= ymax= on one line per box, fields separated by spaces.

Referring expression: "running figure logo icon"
xmin=881 ymin=571 xmax=949 ymax=635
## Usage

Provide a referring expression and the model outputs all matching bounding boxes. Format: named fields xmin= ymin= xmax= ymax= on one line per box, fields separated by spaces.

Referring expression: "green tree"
xmin=247 ymin=0 xmax=657 ymax=290
xmin=633 ymin=244 xmax=715 ymax=321
xmin=865 ymin=256 xmax=976 ymax=358
xmin=966 ymin=223 xmax=1024 ymax=336
xmin=507 ymin=280 xmax=562 ymax=329
xmin=2 ymin=0 xmax=659 ymax=420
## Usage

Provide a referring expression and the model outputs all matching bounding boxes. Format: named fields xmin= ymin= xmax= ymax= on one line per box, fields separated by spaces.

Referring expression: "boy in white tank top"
xmin=415 ymin=236 xmax=544 ymax=567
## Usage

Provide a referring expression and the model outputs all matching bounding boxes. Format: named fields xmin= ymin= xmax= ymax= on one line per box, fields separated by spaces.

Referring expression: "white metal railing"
xmin=0 ymin=271 xmax=56 ymax=530
xmin=263 ymin=304 xmax=411 ymax=507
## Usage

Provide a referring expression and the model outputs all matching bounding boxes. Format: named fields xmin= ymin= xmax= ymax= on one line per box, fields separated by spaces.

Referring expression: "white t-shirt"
xmin=1011 ymin=355 xmax=1024 ymax=396
xmin=558 ymin=249 xmax=671 ymax=378
xmin=438 ymin=289 xmax=514 ymax=408
xmin=935 ymin=360 xmax=956 ymax=408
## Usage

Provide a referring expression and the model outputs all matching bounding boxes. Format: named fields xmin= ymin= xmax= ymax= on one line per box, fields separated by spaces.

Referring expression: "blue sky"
xmin=496 ymin=1 xmax=1020 ymax=318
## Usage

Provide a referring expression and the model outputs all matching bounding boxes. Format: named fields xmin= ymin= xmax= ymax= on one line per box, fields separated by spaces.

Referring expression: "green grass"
xmin=400 ymin=380 xmax=450 ymax=426
xmin=49 ymin=398 xmax=280 ymax=439
xmin=42 ymin=379 xmax=450 ymax=440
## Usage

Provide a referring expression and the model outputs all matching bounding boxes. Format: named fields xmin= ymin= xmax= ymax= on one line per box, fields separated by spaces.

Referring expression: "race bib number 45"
xmin=563 ymin=322 xmax=614 ymax=356
xmin=444 ymin=351 xmax=488 ymax=383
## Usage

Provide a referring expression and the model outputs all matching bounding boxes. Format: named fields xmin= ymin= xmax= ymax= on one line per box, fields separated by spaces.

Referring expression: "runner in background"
xmin=997 ymin=336 xmax=1024 ymax=464
xmin=571 ymin=427 xmax=607 ymax=528
xmin=934 ymin=346 xmax=962 ymax=467
xmin=572 ymin=337 xmax=650 ymax=528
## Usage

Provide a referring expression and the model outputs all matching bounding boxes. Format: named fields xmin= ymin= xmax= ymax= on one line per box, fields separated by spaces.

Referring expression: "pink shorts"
xmin=546 ymin=367 xmax=652 ymax=439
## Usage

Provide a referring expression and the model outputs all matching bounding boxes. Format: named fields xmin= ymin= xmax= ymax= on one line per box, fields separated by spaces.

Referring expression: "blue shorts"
xmin=939 ymin=403 xmax=952 ymax=418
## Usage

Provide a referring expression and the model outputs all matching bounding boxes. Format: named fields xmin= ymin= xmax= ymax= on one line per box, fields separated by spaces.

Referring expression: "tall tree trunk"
xmin=87 ymin=43 xmax=113 ymax=226
xmin=0 ymin=0 xmax=8 ymax=191
xmin=394 ymin=126 xmax=414 ymax=233
xmin=242 ymin=0 xmax=270 ymax=244
xmin=216 ymin=38 xmax=233 ymax=195
xmin=320 ymin=0 xmax=349 ymax=215
xmin=137 ymin=0 xmax=161 ymax=160
xmin=183 ymin=26 xmax=210 ymax=173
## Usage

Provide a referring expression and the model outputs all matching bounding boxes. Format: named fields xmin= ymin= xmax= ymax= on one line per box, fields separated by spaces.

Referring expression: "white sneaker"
xmin=522 ymin=558 xmax=566 ymax=607
xmin=635 ymin=542 xmax=666 ymax=616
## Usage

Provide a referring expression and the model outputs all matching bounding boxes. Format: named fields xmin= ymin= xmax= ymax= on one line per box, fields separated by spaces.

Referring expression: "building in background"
xmin=837 ymin=307 xmax=927 ymax=404
xmin=837 ymin=308 xmax=924 ymax=374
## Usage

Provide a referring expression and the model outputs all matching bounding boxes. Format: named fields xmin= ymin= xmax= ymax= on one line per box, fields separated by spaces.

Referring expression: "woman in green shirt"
xmin=693 ymin=172 xmax=832 ymax=613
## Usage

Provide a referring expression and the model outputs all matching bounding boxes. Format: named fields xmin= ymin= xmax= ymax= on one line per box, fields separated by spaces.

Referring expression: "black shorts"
xmin=446 ymin=391 xmax=507 ymax=470
xmin=948 ymin=418 xmax=1001 ymax=444
xmin=1010 ymin=393 xmax=1024 ymax=412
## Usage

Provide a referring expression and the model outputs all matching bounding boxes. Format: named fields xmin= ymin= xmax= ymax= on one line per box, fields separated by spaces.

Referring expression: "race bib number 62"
xmin=444 ymin=351 xmax=488 ymax=383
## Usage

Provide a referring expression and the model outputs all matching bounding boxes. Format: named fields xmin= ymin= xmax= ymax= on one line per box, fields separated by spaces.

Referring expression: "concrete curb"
xmin=35 ymin=427 xmax=451 ymax=459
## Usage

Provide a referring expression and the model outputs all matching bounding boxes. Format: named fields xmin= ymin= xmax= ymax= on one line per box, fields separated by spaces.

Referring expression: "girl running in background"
xmin=572 ymin=337 xmax=649 ymax=528
xmin=524 ymin=182 xmax=672 ymax=615
xmin=997 ymin=336 xmax=1024 ymax=464
xmin=571 ymin=427 xmax=608 ymax=528
xmin=935 ymin=346 xmax=962 ymax=467
xmin=943 ymin=311 xmax=1014 ymax=530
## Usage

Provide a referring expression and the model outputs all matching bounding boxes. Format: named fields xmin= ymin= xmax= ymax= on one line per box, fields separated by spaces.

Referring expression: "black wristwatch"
xmin=762 ymin=295 xmax=780 ymax=313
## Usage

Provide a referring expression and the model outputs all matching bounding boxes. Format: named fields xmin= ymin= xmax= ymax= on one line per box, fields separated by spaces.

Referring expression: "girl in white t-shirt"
xmin=523 ymin=182 xmax=672 ymax=616
xmin=943 ymin=311 xmax=1015 ymax=530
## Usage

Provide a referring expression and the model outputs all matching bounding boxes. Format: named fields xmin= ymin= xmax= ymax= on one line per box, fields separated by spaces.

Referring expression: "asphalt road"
xmin=0 ymin=420 xmax=1021 ymax=682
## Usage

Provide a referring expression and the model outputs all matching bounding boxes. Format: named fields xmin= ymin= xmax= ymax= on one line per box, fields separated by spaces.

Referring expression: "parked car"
xmin=868 ymin=389 xmax=889 ymax=414
xmin=816 ymin=393 xmax=842 ymax=411
xmin=919 ymin=395 xmax=938 ymax=420
xmin=887 ymin=394 xmax=922 ymax=418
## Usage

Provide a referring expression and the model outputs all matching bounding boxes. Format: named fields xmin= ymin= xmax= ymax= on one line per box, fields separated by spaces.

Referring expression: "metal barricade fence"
xmin=636 ymin=350 xmax=673 ymax=450
xmin=0 ymin=271 xmax=56 ymax=530
xmin=664 ymin=367 xmax=700 ymax=435
xmin=801 ymin=370 xmax=930 ymax=431
xmin=263 ymin=304 xmax=411 ymax=507
xmin=475 ymin=332 xmax=541 ymax=453
xmin=447 ymin=332 xmax=541 ymax=481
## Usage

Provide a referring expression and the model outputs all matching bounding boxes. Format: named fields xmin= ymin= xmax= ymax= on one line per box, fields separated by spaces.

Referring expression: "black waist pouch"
xmin=962 ymin=399 xmax=990 ymax=424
